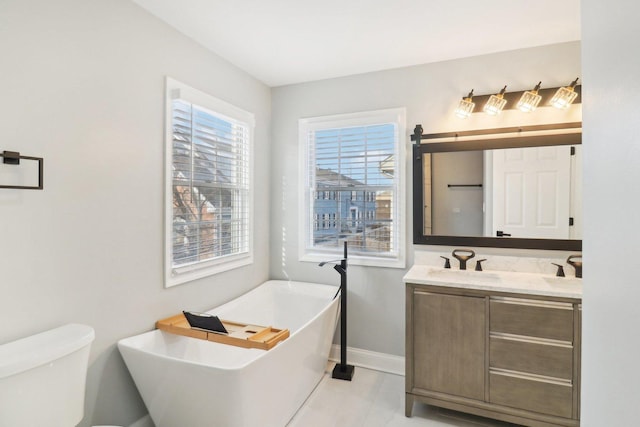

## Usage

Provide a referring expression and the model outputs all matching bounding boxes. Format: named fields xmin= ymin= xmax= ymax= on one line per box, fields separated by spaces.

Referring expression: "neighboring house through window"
xmin=299 ymin=108 xmax=406 ymax=268
xmin=165 ymin=77 xmax=254 ymax=287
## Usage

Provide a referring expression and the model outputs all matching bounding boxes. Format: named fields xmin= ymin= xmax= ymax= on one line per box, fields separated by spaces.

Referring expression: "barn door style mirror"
xmin=412 ymin=122 xmax=582 ymax=250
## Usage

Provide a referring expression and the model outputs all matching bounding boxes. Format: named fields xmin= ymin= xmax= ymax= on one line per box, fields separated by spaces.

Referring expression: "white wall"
xmin=581 ymin=1 xmax=640 ymax=424
xmin=0 ymin=1 xmax=270 ymax=426
xmin=270 ymin=42 xmax=582 ymax=356
xmin=0 ymin=1 xmax=600 ymax=423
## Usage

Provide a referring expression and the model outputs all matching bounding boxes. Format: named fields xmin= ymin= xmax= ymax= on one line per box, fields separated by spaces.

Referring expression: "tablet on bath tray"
xmin=182 ymin=311 xmax=228 ymax=334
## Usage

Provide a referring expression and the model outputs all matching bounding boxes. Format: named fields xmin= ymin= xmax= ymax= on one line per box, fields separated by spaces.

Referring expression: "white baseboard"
xmin=129 ymin=414 xmax=154 ymax=427
xmin=329 ymin=345 xmax=405 ymax=376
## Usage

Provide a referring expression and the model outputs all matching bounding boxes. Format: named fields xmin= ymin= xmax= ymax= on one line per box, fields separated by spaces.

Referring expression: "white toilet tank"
xmin=0 ymin=323 xmax=95 ymax=427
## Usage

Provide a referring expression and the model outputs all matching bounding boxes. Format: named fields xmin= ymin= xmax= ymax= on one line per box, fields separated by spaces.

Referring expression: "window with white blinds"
xmin=299 ymin=108 xmax=406 ymax=268
xmin=165 ymin=78 xmax=254 ymax=287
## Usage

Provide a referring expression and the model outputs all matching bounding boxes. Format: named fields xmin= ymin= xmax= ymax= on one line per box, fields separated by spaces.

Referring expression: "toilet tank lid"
xmin=0 ymin=323 xmax=95 ymax=379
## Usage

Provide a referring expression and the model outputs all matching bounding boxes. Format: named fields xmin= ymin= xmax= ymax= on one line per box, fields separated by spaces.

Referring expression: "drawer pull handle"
xmin=491 ymin=297 xmax=574 ymax=310
xmin=490 ymin=332 xmax=573 ymax=348
xmin=490 ymin=368 xmax=573 ymax=387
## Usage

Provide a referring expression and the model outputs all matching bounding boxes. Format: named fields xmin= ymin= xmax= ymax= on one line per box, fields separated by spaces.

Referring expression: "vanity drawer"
xmin=490 ymin=298 xmax=574 ymax=341
xmin=490 ymin=336 xmax=573 ymax=380
xmin=489 ymin=371 xmax=573 ymax=418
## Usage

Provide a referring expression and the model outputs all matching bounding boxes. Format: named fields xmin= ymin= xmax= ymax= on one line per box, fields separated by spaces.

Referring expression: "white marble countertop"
xmin=403 ymin=265 xmax=582 ymax=299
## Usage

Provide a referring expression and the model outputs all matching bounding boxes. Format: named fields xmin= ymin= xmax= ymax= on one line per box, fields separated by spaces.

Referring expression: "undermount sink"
xmin=425 ymin=268 xmax=501 ymax=284
xmin=543 ymin=276 xmax=582 ymax=287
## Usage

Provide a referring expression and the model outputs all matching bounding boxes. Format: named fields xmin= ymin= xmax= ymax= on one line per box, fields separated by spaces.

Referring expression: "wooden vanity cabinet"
xmin=406 ymin=283 xmax=581 ymax=427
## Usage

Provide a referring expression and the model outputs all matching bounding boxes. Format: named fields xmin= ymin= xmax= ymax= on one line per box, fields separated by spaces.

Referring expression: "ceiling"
xmin=132 ymin=0 xmax=581 ymax=87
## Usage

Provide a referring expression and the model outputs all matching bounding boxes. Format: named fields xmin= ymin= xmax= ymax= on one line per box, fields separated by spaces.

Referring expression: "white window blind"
xmin=299 ymin=108 xmax=406 ymax=267
xmin=165 ymin=78 xmax=253 ymax=287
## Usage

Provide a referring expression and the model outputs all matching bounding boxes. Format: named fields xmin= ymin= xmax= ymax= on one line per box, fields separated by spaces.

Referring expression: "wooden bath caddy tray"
xmin=156 ymin=313 xmax=289 ymax=350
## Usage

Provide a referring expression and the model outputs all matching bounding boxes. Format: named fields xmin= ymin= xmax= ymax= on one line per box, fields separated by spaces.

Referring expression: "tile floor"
xmin=287 ymin=363 xmax=519 ymax=427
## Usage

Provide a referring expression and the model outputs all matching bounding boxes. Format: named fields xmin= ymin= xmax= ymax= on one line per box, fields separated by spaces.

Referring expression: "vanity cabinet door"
xmin=412 ymin=290 xmax=485 ymax=401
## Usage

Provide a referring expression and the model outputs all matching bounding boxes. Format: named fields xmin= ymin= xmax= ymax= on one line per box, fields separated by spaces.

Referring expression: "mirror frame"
xmin=412 ymin=122 xmax=582 ymax=250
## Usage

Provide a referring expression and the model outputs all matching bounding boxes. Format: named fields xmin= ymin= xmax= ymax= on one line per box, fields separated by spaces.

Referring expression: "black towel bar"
xmin=447 ymin=184 xmax=482 ymax=188
xmin=0 ymin=151 xmax=44 ymax=190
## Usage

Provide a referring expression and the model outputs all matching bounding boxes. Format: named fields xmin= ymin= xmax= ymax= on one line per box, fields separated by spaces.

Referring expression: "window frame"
xmin=298 ymin=108 xmax=407 ymax=268
xmin=164 ymin=77 xmax=255 ymax=287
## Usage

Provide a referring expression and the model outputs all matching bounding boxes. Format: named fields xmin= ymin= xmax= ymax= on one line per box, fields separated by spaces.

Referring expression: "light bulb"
xmin=551 ymin=78 xmax=579 ymax=109
xmin=517 ymin=82 xmax=542 ymax=113
xmin=483 ymin=85 xmax=507 ymax=115
xmin=454 ymin=90 xmax=475 ymax=119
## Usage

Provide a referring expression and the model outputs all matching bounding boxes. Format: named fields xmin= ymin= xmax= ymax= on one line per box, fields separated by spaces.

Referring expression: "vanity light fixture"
xmin=517 ymin=81 xmax=542 ymax=113
xmin=550 ymin=78 xmax=579 ymax=109
xmin=483 ymin=85 xmax=507 ymax=115
xmin=454 ymin=89 xmax=475 ymax=119
xmin=453 ymin=82 xmax=580 ymax=117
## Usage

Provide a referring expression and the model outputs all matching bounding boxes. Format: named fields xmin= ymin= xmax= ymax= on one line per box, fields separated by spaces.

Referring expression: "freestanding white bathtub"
xmin=118 ymin=280 xmax=339 ymax=427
